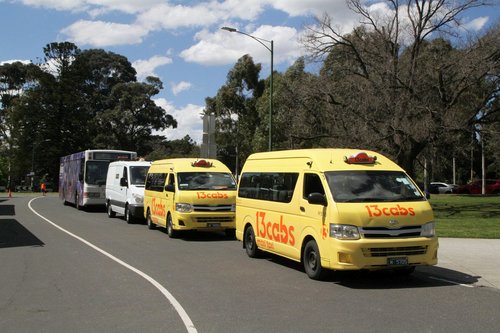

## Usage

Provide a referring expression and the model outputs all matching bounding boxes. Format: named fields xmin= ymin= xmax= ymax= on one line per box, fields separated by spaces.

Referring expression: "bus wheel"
xmin=124 ymin=205 xmax=133 ymax=224
xmin=75 ymin=193 xmax=81 ymax=210
xmin=167 ymin=214 xmax=179 ymax=238
xmin=107 ymin=201 xmax=116 ymax=218
xmin=244 ymin=225 xmax=260 ymax=258
xmin=146 ymin=210 xmax=155 ymax=230
xmin=303 ymin=240 xmax=325 ymax=280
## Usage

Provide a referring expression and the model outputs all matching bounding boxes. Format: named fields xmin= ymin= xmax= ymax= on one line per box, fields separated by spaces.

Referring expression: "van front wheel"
xmin=167 ymin=214 xmax=179 ymax=238
xmin=303 ymin=240 xmax=325 ymax=280
xmin=125 ymin=205 xmax=133 ymax=224
xmin=244 ymin=226 xmax=260 ymax=258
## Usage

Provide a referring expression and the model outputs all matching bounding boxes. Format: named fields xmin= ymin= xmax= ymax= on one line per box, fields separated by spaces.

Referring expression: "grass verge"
xmin=430 ymin=195 xmax=500 ymax=238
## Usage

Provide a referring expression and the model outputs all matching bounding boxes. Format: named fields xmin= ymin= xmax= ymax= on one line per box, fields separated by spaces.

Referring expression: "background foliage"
xmin=0 ymin=0 xmax=498 ymax=191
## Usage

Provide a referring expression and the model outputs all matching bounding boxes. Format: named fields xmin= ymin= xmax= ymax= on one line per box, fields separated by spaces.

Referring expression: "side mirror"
xmin=307 ymin=192 xmax=328 ymax=206
xmin=120 ymin=177 xmax=128 ymax=187
xmin=165 ymin=184 xmax=175 ymax=192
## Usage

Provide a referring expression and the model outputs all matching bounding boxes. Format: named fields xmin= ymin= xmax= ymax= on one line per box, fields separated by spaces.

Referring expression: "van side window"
xmin=303 ymin=173 xmax=325 ymax=199
xmin=145 ymin=173 xmax=167 ymax=192
xmin=238 ymin=172 xmax=298 ymax=203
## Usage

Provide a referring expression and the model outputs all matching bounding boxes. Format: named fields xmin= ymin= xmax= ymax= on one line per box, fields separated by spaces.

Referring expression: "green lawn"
xmin=430 ymin=195 xmax=500 ymax=238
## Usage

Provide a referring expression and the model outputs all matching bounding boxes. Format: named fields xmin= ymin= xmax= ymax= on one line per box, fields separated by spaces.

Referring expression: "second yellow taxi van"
xmin=144 ymin=158 xmax=237 ymax=238
xmin=236 ymin=149 xmax=438 ymax=279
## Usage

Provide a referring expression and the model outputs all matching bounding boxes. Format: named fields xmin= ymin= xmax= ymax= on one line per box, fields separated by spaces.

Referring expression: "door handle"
xmin=300 ymin=206 xmax=305 ymax=212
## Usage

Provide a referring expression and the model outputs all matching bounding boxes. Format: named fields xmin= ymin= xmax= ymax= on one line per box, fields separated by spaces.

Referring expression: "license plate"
xmin=388 ymin=257 xmax=408 ymax=266
xmin=207 ymin=223 xmax=220 ymax=228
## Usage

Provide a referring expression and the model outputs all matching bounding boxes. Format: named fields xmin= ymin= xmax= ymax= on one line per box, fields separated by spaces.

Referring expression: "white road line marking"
xmin=29 ymin=198 xmax=197 ymax=333
xmin=429 ymin=276 xmax=475 ymax=288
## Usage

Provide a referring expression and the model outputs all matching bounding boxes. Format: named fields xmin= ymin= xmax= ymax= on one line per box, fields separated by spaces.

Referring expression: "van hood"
xmin=335 ymin=201 xmax=433 ymax=228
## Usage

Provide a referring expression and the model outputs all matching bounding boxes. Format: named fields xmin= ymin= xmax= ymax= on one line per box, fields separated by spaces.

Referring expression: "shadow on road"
xmin=253 ymin=252 xmax=480 ymax=289
xmin=0 ymin=219 xmax=45 ymax=249
xmin=0 ymin=199 xmax=45 ymax=248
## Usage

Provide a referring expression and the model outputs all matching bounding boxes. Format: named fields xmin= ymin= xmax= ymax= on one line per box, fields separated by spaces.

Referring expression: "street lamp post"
xmin=221 ymin=26 xmax=273 ymax=151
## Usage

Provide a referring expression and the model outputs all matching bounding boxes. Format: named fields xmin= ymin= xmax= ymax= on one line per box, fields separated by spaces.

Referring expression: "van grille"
xmin=360 ymin=226 xmax=422 ymax=238
xmin=193 ymin=205 xmax=233 ymax=212
xmin=362 ymin=246 xmax=428 ymax=257
xmin=196 ymin=216 xmax=234 ymax=223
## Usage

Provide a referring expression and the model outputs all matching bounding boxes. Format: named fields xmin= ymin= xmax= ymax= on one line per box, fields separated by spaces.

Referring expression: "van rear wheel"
xmin=244 ymin=226 xmax=260 ymax=258
xmin=303 ymin=240 xmax=325 ymax=280
xmin=107 ymin=201 xmax=116 ymax=218
xmin=146 ymin=210 xmax=155 ymax=230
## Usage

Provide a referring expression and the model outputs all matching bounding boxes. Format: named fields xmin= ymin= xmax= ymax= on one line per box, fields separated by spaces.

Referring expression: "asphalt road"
xmin=1 ymin=195 xmax=500 ymax=333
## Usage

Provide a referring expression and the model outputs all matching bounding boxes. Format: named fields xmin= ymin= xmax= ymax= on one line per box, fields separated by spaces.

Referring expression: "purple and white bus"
xmin=59 ymin=149 xmax=137 ymax=209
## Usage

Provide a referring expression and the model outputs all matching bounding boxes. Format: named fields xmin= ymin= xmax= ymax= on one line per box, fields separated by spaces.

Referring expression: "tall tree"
xmin=302 ymin=0 xmax=498 ymax=176
xmin=204 ymin=55 xmax=265 ymax=172
xmin=93 ymin=76 xmax=177 ymax=155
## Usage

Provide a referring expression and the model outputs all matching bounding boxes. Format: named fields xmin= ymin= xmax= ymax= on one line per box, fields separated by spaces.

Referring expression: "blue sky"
xmin=1 ymin=0 xmax=498 ymax=144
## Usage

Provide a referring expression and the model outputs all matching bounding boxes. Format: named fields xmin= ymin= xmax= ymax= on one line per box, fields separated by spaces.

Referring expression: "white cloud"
xmin=171 ymin=81 xmax=192 ymax=96
xmin=0 ymin=59 xmax=31 ymax=65
xmin=19 ymin=0 xmax=85 ymax=11
xmin=19 ymin=0 xmax=165 ymax=14
xmin=270 ymin=0 xmax=351 ymax=18
xmin=61 ymin=20 xmax=148 ymax=47
xmin=461 ymin=16 xmax=489 ymax=31
xmin=135 ymin=0 xmax=269 ymax=32
xmin=154 ymin=98 xmax=204 ymax=143
xmin=180 ymin=25 xmax=303 ymax=67
xmin=132 ymin=55 xmax=173 ymax=81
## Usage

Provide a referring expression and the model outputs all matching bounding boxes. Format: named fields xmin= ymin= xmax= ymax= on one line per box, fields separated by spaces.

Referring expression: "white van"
xmin=106 ymin=160 xmax=151 ymax=223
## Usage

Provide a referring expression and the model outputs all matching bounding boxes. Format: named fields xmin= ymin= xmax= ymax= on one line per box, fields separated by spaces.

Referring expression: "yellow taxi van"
xmin=144 ymin=158 xmax=237 ymax=238
xmin=236 ymin=149 xmax=438 ymax=279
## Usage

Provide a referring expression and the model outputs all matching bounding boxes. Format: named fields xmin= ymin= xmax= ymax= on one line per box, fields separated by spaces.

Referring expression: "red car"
xmin=454 ymin=179 xmax=500 ymax=194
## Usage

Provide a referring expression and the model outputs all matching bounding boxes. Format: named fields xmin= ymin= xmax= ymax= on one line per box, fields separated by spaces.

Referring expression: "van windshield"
xmin=130 ymin=166 xmax=149 ymax=185
xmin=325 ymin=170 xmax=425 ymax=203
xmin=178 ymin=172 xmax=236 ymax=190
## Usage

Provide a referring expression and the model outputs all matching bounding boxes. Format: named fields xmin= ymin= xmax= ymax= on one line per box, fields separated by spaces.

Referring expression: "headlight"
xmin=421 ymin=222 xmax=435 ymax=237
xmin=176 ymin=203 xmax=193 ymax=213
xmin=132 ymin=193 xmax=143 ymax=204
xmin=330 ymin=224 xmax=360 ymax=240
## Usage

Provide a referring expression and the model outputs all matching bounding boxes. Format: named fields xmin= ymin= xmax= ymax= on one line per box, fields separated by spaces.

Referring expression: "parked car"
xmin=429 ymin=182 xmax=457 ymax=194
xmin=454 ymin=179 xmax=500 ymax=194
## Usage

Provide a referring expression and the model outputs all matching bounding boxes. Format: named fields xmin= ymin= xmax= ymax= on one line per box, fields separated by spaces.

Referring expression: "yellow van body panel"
xmin=144 ymin=158 xmax=236 ymax=233
xmin=236 ymin=148 xmax=438 ymax=272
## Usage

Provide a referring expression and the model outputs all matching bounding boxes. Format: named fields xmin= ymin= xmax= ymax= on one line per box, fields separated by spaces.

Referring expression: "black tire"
xmin=75 ymin=193 xmax=81 ymax=210
xmin=303 ymin=240 xmax=325 ymax=280
xmin=107 ymin=201 xmax=116 ymax=218
xmin=167 ymin=214 xmax=179 ymax=238
xmin=146 ymin=210 xmax=156 ymax=230
xmin=124 ymin=205 xmax=133 ymax=224
xmin=244 ymin=225 xmax=260 ymax=258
